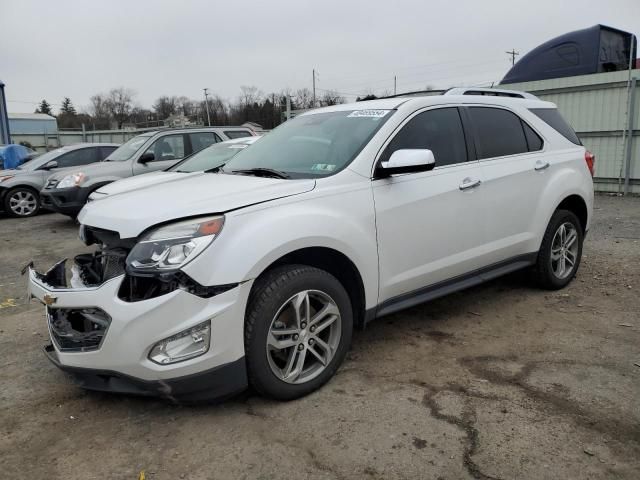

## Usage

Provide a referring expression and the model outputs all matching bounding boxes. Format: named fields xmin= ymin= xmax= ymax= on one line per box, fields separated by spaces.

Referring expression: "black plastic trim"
xmin=44 ymin=344 xmax=248 ymax=403
xmin=370 ymin=253 xmax=537 ymax=321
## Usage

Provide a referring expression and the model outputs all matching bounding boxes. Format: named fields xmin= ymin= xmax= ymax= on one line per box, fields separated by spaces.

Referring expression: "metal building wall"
xmin=505 ymin=70 xmax=640 ymax=194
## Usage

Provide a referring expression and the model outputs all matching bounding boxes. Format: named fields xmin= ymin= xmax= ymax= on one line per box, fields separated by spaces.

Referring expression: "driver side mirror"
xmin=378 ymin=149 xmax=436 ymax=177
xmin=139 ymin=152 xmax=155 ymax=164
xmin=41 ymin=160 xmax=58 ymax=170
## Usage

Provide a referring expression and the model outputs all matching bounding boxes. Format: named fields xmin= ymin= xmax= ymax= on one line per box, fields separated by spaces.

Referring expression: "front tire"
xmin=533 ymin=209 xmax=583 ymax=290
xmin=4 ymin=187 xmax=40 ymax=217
xmin=245 ymin=265 xmax=353 ymax=400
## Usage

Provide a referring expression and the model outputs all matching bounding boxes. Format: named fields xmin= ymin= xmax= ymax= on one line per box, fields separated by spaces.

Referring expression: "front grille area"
xmin=48 ymin=307 xmax=111 ymax=352
xmin=74 ymin=248 xmax=128 ymax=286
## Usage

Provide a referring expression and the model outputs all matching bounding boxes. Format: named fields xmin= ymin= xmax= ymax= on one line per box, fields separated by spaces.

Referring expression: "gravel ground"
xmin=0 ymin=196 xmax=639 ymax=480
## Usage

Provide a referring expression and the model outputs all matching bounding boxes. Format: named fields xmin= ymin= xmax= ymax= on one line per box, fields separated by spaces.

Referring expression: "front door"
xmin=373 ymin=107 xmax=486 ymax=306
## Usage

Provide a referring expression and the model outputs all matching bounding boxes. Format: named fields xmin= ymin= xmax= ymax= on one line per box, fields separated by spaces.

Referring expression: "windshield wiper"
xmin=231 ymin=167 xmax=290 ymax=179
xmin=203 ymin=163 xmax=226 ymax=173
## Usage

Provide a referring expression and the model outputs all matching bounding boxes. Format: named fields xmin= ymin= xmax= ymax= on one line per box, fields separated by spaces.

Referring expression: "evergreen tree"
xmin=35 ymin=99 xmax=52 ymax=115
xmin=60 ymin=97 xmax=76 ymax=115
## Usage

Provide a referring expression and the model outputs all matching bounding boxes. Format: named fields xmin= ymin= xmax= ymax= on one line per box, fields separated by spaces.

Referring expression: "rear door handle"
xmin=459 ymin=177 xmax=481 ymax=190
xmin=534 ymin=160 xmax=550 ymax=171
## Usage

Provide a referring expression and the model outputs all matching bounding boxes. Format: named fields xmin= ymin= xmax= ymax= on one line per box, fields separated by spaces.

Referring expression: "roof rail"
xmin=444 ymin=87 xmax=538 ymax=100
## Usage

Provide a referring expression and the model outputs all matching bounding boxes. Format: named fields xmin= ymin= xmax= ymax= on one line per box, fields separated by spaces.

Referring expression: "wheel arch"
xmin=252 ymin=246 xmax=367 ymax=329
xmin=556 ymin=194 xmax=588 ymax=234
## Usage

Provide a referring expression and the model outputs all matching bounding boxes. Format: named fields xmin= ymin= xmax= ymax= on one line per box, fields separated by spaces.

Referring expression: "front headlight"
xmin=56 ymin=172 xmax=86 ymax=188
xmin=126 ymin=215 xmax=225 ymax=271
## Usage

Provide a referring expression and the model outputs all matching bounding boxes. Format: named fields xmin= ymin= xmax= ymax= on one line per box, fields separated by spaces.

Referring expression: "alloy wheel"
xmin=550 ymin=222 xmax=579 ymax=279
xmin=266 ymin=289 xmax=342 ymax=384
xmin=9 ymin=190 xmax=38 ymax=216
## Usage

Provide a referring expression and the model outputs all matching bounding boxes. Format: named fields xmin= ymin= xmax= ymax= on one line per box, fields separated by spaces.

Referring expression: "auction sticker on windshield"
xmin=347 ymin=110 xmax=390 ymax=118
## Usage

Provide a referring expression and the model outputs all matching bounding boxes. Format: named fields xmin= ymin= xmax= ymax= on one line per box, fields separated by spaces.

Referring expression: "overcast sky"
xmin=2 ymin=0 xmax=638 ymax=113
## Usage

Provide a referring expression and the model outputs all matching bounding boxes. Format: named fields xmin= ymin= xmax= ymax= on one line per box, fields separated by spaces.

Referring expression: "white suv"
xmin=27 ymin=88 xmax=594 ymax=402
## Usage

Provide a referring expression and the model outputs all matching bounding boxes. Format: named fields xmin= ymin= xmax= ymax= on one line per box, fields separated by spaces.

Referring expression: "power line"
xmin=319 ymin=55 xmax=508 ymax=83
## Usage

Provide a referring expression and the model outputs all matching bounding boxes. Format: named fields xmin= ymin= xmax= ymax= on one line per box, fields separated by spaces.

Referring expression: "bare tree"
xmin=88 ymin=94 xmax=111 ymax=129
xmin=293 ymin=88 xmax=314 ymax=109
xmin=152 ymin=95 xmax=178 ymax=119
xmin=319 ymin=90 xmax=345 ymax=107
xmin=105 ymin=87 xmax=135 ymax=129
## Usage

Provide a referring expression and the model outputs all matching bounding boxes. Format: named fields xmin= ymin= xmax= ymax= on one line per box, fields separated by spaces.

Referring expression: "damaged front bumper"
xmin=27 ymin=259 xmax=251 ymax=403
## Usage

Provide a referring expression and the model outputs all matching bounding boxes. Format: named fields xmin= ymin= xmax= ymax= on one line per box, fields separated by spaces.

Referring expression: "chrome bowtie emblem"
xmin=43 ymin=294 xmax=58 ymax=306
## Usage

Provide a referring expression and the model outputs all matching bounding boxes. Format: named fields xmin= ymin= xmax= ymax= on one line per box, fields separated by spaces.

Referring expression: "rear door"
xmin=465 ymin=106 xmax=548 ymax=263
xmin=373 ymin=106 xmax=487 ymax=305
xmin=132 ymin=133 xmax=187 ymax=175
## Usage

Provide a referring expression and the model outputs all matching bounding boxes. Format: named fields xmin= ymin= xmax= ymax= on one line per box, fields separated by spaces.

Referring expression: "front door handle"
xmin=459 ymin=177 xmax=481 ymax=190
xmin=534 ymin=160 xmax=550 ymax=171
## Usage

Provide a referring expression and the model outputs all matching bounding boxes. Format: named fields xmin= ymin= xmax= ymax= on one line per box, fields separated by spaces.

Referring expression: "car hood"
xmin=46 ymin=160 xmax=117 ymax=180
xmin=94 ymin=171 xmax=190 ymax=196
xmin=78 ymin=173 xmax=316 ymax=238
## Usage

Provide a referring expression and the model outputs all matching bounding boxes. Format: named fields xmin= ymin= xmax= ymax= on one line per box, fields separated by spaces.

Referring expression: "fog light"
xmin=149 ymin=320 xmax=211 ymax=365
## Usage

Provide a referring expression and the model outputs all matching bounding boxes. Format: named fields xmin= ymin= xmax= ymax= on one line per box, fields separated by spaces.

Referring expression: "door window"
xmin=189 ymin=132 xmax=221 ymax=152
xmin=56 ymin=148 xmax=98 ymax=167
xmin=99 ymin=146 xmax=118 ymax=160
xmin=144 ymin=134 xmax=185 ymax=161
xmin=381 ymin=108 xmax=468 ymax=167
xmin=468 ymin=107 xmax=529 ymax=159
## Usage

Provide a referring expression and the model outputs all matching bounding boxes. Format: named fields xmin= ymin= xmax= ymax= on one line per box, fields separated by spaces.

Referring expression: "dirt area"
xmin=0 ymin=196 xmax=639 ymax=480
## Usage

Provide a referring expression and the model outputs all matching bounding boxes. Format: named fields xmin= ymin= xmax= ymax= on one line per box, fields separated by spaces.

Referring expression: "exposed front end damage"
xmin=27 ymin=224 xmax=250 ymax=403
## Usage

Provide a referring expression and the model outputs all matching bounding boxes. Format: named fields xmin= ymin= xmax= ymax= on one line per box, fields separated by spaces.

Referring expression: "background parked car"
xmin=0 ymin=143 xmax=118 ymax=217
xmin=89 ymin=136 xmax=261 ymax=201
xmin=0 ymin=144 xmax=38 ymax=170
xmin=41 ymin=126 xmax=255 ymax=217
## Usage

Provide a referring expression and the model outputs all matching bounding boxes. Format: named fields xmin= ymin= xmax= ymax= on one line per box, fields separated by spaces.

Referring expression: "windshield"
xmin=105 ymin=134 xmax=152 ymax=161
xmin=224 ymin=110 xmax=392 ymax=178
xmin=170 ymin=139 xmax=256 ymax=173
xmin=16 ymin=148 xmax=65 ymax=171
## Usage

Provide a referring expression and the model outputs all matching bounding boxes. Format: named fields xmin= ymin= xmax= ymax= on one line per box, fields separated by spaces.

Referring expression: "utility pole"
xmin=312 ymin=69 xmax=317 ymax=108
xmin=394 ymin=75 xmax=397 ymax=95
xmin=506 ymin=49 xmax=520 ymax=66
xmin=203 ymin=88 xmax=212 ymax=126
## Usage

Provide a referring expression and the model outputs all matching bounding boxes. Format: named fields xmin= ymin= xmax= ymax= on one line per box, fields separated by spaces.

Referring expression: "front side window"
xmin=224 ymin=110 xmax=392 ymax=178
xmin=99 ymin=146 xmax=118 ymax=160
xmin=144 ymin=134 xmax=185 ymax=162
xmin=468 ymin=107 xmax=529 ymax=159
xmin=381 ymin=107 xmax=468 ymax=167
xmin=56 ymin=148 xmax=98 ymax=167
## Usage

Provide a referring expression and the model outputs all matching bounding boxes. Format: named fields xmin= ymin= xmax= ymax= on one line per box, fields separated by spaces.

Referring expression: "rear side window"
xmin=522 ymin=122 xmax=543 ymax=151
xmin=468 ymin=107 xmax=529 ymax=159
xmin=382 ymin=107 xmax=468 ymax=167
xmin=530 ymin=108 xmax=581 ymax=145
xmin=224 ymin=130 xmax=253 ymax=139
xmin=56 ymin=148 xmax=98 ymax=167
xmin=189 ymin=132 xmax=221 ymax=152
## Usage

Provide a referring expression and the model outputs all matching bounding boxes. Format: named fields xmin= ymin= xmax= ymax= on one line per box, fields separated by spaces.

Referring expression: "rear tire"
xmin=532 ymin=209 xmax=583 ymax=290
xmin=3 ymin=187 xmax=40 ymax=218
xmin=245 ymin=265 xmax=353 ymax=400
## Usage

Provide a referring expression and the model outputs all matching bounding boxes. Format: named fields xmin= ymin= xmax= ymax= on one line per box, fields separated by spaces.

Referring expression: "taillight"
xmin=584 ymin=150 xmax=595 ymax=177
